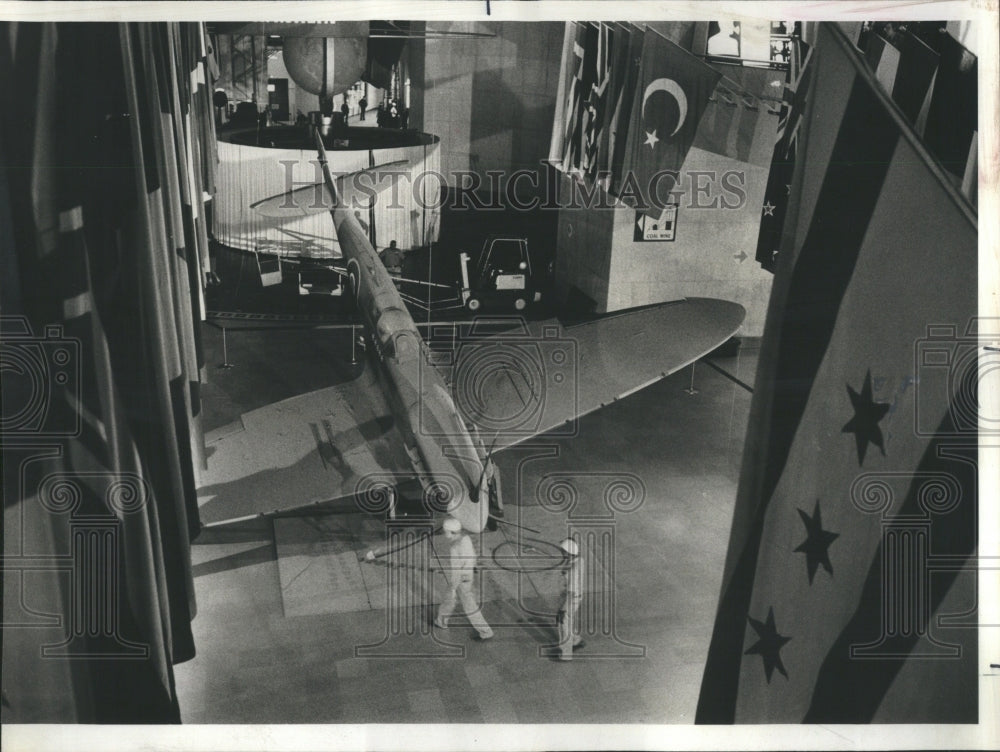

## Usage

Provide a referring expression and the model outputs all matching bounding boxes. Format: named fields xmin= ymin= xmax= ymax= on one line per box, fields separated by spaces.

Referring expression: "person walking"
xmin=434 ymin=517 xmax=493 ymax=640
xmin=340 ymin=100 xmax=349 ymax=123
xmin=359 ymin=95 xmax=368 ymax=121
xmin=555 ymin=537 xmax=584 ymax=660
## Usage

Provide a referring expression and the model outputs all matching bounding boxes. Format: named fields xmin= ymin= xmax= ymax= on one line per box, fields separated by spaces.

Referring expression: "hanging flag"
xmin=549 ymin=22 xmax=579 ymax=166
xmin=920 ymin=30 xmax=977 ymax=178
xmin=607 ymin=26 xmax=644 ymax=194
xmin=863 ymin=33 xmax=902 ymax=93
xmin=1 ymin=21 xmax=206 ymax=722
xmin=555 ymin=22 xmax=588 ymax=174
xmin=617 ymin=28 xmax=721 ymax=214
xmin=596 ymin=23 xmax=632 ymax=183
xmin=889 ymin=31 xmax=939 ymax=123
xmin=697 ymin=23 xmax=978 ymax=724
xmin=754 ymin=35 xmax=813 ymax=272
xmin=692 ymin=67 xmax=785 ymax=166
xmin=582 ymin=23 xmax=613 ymax=181
xmin=562 ymin=22 xmax=600 ymax=175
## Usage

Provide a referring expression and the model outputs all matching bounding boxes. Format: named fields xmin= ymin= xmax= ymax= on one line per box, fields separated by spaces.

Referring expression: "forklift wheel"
xmin=466 ymin=297 xmax=482 ymax=312
xmin=513 ymin=298 xmax=527 ymax=311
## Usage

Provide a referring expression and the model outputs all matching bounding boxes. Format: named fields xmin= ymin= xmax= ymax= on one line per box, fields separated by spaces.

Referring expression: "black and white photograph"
xmin=1 ymin=2 xmax=996 ymax=750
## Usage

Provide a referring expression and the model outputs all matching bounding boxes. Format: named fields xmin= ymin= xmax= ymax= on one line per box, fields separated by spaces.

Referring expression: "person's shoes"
xmin=433 ymin=618 xmax=448 ymax=629
xmin=474 ymin=631 xmax=494 ymax=641
xmin=557 ymin=654 xmax=572 ymax=662
xmin=572 ymin=641 xmax=586 ymax=651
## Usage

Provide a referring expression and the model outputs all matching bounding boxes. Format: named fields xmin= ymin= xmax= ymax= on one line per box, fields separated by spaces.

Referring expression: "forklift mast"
xmin=459 ymin=236 xmax=538 ymax=312
xmin=473 ymin=237 xmax=530 ymax=286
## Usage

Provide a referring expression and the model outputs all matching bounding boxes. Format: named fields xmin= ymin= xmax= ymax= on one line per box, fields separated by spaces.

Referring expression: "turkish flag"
xmin=618 ymin=28 xmax=720 ymax=212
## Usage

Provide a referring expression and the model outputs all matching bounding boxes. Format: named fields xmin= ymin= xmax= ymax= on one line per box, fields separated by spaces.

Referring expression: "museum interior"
xmin=0 ymin=15 xmax=990 ymax=735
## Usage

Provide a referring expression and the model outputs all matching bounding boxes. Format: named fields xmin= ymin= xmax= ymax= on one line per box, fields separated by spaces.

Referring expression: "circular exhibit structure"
xmin=214 ymin=126 xmax=442 ymax=259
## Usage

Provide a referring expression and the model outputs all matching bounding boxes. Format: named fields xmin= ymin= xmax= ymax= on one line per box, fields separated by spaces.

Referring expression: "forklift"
xmin=458 ymin=236 xmax=542 ymax=312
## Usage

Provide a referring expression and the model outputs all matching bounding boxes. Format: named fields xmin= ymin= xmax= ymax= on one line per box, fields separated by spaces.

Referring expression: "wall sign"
xmin=634 ymin=205 xmax=678 ymax=242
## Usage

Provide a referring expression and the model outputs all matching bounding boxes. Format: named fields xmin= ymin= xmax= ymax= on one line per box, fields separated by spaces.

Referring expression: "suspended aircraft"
xmin=196 ymin=127 xmax=746 ymax=532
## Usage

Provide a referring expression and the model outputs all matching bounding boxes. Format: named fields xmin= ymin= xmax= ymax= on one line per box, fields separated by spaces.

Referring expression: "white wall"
xmin=602 ymin=145 xmax=776 ymax=335
xmin=554 ymin=65 xmax=782 ymax=335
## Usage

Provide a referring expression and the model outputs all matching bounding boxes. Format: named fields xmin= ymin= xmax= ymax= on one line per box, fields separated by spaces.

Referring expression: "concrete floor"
xmin=174 ymin=322 xmax=758 ymax=723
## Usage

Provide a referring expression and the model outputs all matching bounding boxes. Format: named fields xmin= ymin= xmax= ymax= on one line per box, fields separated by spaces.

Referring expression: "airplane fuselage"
xmin=315 ymin=131 xmax=488 ymax=532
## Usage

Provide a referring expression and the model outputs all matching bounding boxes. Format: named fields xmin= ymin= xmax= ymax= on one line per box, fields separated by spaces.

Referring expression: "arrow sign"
xmin=734 ymin=251 xmax=747 ymax=263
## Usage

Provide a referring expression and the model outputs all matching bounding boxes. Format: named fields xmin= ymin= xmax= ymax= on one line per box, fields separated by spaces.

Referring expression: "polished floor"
xmin=174 ymin=322 xmax=758 ymax=723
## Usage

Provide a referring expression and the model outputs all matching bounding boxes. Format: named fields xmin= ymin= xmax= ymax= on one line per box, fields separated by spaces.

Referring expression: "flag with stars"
xmin=697 ymin=23 xmax=979 ymax=724
xmin=618 ymin=28 xmax=720 ymax=215
xmin=754 ymin=35 xmax=813 ymax=273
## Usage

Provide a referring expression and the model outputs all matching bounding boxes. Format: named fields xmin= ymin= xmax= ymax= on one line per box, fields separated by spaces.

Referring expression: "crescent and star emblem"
xmin=641 ymin=78 xmax=687 ymax=149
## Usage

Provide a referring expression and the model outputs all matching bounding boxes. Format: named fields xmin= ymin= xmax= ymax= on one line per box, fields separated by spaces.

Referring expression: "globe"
xmin=282 ymin=33 xmax=367 ymax=98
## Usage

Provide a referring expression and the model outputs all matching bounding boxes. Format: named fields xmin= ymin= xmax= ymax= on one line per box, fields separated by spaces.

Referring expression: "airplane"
xmin=196 ymin=126 xmax=747 ymax=532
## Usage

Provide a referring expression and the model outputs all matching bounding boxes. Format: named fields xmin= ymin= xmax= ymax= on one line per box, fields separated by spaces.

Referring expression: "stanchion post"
xmin=220 ymin=327 xmax=235 ymax=369
xmin=684 ymin=361 xmax=698 ymax=395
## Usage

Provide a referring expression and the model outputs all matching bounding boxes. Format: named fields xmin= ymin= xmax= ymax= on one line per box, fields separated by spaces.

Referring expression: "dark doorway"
xmin=268 ymin=78 xmax=289 ymax=123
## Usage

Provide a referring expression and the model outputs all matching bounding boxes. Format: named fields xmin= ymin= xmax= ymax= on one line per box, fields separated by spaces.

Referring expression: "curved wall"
xmin=213 ymin=128 xmax=441 ymax=259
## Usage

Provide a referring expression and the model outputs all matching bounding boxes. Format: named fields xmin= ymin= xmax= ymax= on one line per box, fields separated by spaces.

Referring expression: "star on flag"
xmin=841 ymin=369 xmax=890 ymax=465
xmin=744 ymin=607 xmax=791 ymax=682
xmin=793 ymin=500 xmax=839 ymax=584
xmin=762 ymin=201 xmax=776 ymax=216
xmin=644 ymin=129 xmax=659 ymax=149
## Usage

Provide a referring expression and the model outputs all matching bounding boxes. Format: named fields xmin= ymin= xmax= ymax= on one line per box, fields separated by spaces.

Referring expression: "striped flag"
xmin=581 ymin=23 xmax=612 ymax=180
xmin=548 ymin=22 xmax=579 ymax=166
xmin=754 ymin=35 xmax=813 ymax=272
xmin=560 ymin=23 xmax=599 ymax=175
xmin=889 ymin=31 xmax=939 ymax=123
xmin=697 ymin=23 xmax=978 ymax=724
xmin=863 ymin=33 xmax=902 ymax=92
xmin=596 ymin=23 xmax=633 ymax=184
xmin=1 ymin=22 xmax=210 ymax=722
xmin=920 ymin=30 xmax=978 ymax=179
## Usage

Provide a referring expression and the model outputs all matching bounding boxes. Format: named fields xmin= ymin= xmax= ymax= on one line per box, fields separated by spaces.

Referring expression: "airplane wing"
xmin=436 ymin=297 xmax=746 ymax=453
xmin=197 ymin=364 xmax=413 ymax=527
xmin=198 ymin=298 xmax=744 ymax=526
